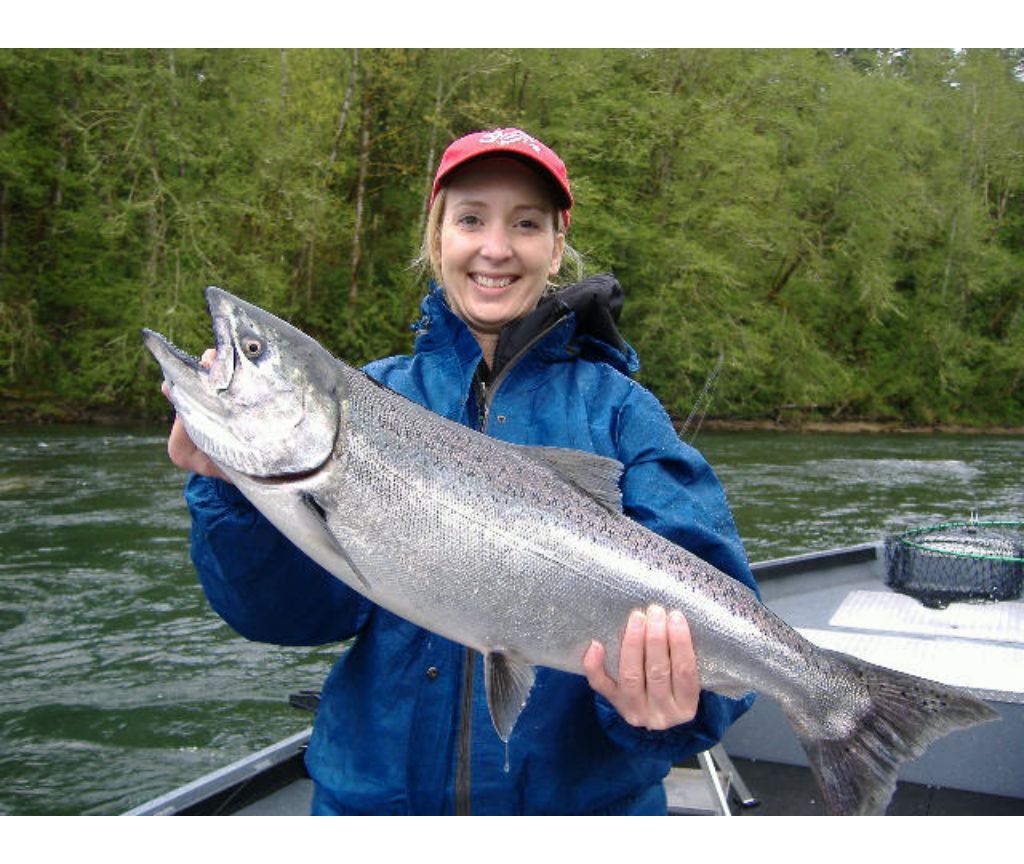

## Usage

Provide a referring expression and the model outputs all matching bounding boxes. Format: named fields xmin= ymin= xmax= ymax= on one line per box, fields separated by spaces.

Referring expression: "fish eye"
xmin=240 ymin=335 xmax=264 ymax=360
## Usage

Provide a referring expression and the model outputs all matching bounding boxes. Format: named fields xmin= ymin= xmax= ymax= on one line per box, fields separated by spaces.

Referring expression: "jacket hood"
xmin=412 ymin=273 xmax=640 ymax=377
xmin=552 ymin=273 xmax=638 ymax=374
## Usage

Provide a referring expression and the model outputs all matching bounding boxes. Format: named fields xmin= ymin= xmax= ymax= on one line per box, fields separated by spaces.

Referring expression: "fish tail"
xmin=788 ymin=651 xmax=999 ymax=815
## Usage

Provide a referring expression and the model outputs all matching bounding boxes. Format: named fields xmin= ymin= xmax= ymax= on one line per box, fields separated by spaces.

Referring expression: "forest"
xmin=0 ymin=48 xmax=1022 ymax=428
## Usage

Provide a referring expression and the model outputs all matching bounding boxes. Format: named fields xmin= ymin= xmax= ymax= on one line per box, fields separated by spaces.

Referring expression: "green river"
xmin=0 ymin=425 xmax=1020 ymax=814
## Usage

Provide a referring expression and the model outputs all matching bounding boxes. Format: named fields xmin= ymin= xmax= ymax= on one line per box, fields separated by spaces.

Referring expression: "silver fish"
xmin=143 ymin=287 xmax=998 ymax=815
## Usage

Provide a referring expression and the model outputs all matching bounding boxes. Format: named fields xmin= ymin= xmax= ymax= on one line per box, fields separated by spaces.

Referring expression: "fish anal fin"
xmin=517 ymin=445 xmax=623 ymax=513
xmin=483 ymin=650 xmax=536 ymax=743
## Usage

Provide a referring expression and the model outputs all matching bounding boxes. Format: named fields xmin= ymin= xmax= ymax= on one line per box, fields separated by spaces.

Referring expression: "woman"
xmin=168 ymin=127 xmax=758 ymax=815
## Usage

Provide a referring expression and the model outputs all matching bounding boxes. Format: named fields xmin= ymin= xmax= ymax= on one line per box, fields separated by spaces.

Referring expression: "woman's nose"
xmin=479 ymin=224 xmax=513 ymax=260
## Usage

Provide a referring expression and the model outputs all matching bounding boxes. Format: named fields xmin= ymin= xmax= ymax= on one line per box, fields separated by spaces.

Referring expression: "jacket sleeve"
xmin=595 ymin=378 xmax=758 ymax=761
xmin=186 ymin=473 xmax=373 ymax=646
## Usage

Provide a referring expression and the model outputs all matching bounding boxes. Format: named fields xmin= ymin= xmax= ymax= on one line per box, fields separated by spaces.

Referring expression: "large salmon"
xmin=143 ymin=287 xmax=998 ymax=815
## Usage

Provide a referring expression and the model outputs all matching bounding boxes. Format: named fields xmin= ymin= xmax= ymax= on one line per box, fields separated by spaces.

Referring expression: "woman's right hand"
xmin=163 ymin=348 xmax=230 ymax=483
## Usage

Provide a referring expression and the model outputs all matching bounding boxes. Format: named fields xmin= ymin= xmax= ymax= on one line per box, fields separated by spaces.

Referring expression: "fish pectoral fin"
xmin=298 ymin=491 xmax=374 ymax=592
xmin=483 ymin=650 xmax=536 ymax=743
xmin=516 ymin=445 xmax=624 ymax=513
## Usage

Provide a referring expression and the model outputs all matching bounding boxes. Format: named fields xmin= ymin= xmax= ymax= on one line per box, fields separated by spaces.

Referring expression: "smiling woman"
xmin=162 ymin=126 xmax=762 ymax=815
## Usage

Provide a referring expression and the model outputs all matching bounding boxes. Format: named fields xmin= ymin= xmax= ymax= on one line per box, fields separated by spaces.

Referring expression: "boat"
xmin=125 ymin=543 xmax=1024 ymax=816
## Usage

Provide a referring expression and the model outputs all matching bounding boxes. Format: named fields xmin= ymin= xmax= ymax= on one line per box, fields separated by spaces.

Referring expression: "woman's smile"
xmin=471 ymin=273 xmax=516 ymax=290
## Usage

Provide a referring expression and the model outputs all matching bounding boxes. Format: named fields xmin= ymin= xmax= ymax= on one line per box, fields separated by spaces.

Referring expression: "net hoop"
xmin=885 ymin=518 xmax=1024 ymax=608
xmin=894 ymin=519 xmax=1024 ymax=563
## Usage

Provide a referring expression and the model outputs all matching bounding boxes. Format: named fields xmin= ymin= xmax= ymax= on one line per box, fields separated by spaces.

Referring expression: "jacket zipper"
xmin=478 ymin=320 xmax=566 ymax=432
xmin=476 ymin=379 xmax=488 ymax=431
xmin=454 ymin=646 xmax=476 ymax=815
xmin=452 ymin=316 xmax=567 ymax=815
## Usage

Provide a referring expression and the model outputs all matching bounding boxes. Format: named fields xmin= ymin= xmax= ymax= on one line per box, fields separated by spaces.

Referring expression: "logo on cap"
xmin=478 ymin=129 xmax=543 ymax=154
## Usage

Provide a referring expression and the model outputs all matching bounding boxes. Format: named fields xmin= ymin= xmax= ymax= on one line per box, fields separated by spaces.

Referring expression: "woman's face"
xmin=439 ymin=158 xmax=565 ymax=342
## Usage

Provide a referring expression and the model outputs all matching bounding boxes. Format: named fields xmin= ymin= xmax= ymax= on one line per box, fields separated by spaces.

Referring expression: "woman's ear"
xmin=549 ymin=231 xmax=566 ymax=276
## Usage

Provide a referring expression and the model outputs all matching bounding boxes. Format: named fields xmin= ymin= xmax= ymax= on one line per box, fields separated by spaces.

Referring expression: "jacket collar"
xmin=411 ymin=276 xmax=639 ymax=377
xmin=412 ymin=282 xmax=483 ymax=368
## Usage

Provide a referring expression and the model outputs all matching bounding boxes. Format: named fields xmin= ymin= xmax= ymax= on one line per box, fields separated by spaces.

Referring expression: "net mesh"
xmin=885 ymin=519 xmax=1024 ymax=609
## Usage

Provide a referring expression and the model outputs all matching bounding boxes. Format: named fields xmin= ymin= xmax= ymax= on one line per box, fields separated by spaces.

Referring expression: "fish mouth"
xmin=141 ymin=288 xmax=237 ymax=394
xmin=141 ymin=328 xmax=203 ymax=375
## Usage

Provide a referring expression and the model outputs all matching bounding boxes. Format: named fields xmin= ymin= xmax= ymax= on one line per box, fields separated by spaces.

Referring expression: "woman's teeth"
xmin=474 ymin=275 xmax=514 ymax=289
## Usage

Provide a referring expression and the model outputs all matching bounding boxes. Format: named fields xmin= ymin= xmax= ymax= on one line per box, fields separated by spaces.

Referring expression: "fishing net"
xmin=885 ymin=519 xmax=1024 ymax=608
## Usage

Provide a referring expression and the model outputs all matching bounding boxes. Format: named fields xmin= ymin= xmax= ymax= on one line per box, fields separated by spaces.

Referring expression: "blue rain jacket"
xmin=185 ymin=276 xmax=758 ymax=815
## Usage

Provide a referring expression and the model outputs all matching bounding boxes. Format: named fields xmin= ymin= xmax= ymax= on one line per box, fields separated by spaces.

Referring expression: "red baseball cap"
xmin=430 ymin=128 xmax=574 ymax=229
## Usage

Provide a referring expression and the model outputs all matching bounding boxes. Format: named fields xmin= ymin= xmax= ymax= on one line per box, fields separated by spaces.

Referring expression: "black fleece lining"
xmin=483 ymin=273 xmax=627 ymax=384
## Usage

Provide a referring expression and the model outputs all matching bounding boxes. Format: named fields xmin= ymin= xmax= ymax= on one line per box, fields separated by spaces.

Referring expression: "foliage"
xmin=1 ymin=48 xmax=1022 ymax=426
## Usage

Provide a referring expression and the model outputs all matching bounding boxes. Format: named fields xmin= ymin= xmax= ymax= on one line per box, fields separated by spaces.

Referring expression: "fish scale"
xmin=143 ymin=286 xmax=999 ymax=815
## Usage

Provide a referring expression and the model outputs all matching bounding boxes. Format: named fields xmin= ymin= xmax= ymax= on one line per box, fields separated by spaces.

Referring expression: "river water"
xmin=0 ymin=425 xmax=1020 ymax=814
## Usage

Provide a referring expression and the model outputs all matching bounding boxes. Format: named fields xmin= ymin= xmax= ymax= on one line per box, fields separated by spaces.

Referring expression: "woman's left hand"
xmin=582 ymin=605 xmax=700 ymax=730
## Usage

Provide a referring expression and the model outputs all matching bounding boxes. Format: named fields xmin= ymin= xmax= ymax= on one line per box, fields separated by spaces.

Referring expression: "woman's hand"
xmin=583 ymin=605 xmax=700 ymax=730
xmin=163 ymin=348 xmax=230 ymax=483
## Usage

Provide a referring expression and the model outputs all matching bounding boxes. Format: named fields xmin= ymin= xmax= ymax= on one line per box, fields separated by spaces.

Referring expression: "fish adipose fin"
xmin=517 ymin=446 xmax=624 ymax=513
xmin=483 ymin=650 xmax=536 ymax=743
xmin=789 ymin=651 xmax=1000 ymax=815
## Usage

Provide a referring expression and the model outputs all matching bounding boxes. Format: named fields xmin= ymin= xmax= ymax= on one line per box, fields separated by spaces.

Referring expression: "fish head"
xmin=142 ymin=286 xmax=341 ymax=479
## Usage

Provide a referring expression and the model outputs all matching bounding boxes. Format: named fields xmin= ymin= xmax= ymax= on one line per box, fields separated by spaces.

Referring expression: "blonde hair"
xmin=416 ymin=188 xmax=584 ymax=293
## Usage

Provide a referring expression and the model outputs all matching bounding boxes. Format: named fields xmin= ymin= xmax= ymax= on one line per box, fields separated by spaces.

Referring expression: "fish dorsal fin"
xmin=483 ymin=650 xmax=536 ymax=744
xmin=517 ymin=445 xmax=624 ymax=513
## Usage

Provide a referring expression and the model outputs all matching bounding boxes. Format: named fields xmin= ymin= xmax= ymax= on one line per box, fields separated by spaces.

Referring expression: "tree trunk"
xmin=329 ymin=49 xmax=359 ymax=166
xmin=417 ymin=74 xmax=445 ymax=238
xmin=348 ymin=99 xmax=371 ymax=305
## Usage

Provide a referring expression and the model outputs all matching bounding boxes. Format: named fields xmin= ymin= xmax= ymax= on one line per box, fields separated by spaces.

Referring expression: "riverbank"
xmin=698 ymin=418 xmax=1024 ymax=436
xmin=0 ymin=393 xmax=159 ymax=428
xmin=3 ymin=392 xmax=1022 ymax=436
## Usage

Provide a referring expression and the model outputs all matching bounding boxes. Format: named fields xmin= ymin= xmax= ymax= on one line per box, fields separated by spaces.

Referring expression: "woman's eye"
xmin=456 ymin=214 xmax=481 ymax=227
